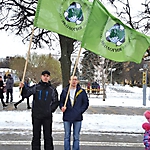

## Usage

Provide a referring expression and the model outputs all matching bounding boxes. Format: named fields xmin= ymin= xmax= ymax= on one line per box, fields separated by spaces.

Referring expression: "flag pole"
xmin=64 ymin=47 xmax=82 ymax=107
xmin=20 ymin=27 xmax=34 ymax=96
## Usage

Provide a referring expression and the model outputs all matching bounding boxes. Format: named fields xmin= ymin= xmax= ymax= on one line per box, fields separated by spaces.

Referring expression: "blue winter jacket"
xmin=22 ymin=80 xmax=59 ymax=119
xmin=59 ymin=84 xmax=89 ymax=122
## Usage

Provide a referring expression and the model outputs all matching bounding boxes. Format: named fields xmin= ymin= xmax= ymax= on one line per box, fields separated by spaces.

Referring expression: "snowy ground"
xmin=0 ymin=84 xmax=150 ymax=134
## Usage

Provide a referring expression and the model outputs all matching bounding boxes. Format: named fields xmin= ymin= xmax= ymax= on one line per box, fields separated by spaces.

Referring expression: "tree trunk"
xmin=59 ymin=35 xmax=74 ymax=88
xmin=102 ymin=74 xmax=106 ymax=101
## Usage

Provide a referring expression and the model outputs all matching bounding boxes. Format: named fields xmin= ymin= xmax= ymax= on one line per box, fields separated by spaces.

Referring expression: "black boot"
xmin=14 ymin=103 xmax=17 ymax=109
xmin=14 ymin=99 xmax=23 ymax=109
xmin=1 ymin=98 xmax=7 ymax=108
xmin=3 ymin=104 xmax=8 ymax=108
xmin=27 ymin=106 xmax=31 ymax=109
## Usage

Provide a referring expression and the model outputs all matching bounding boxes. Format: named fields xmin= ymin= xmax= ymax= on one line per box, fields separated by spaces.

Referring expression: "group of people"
xmin=4 ymin=70 xmax=150 ymax=150
xmin=17 ymin=70 xmax=89 ymax=150
xmin=0 ymin=73 xmax=31 ymax=109
xmin=0 ymin=73 xmax=14 ymax=108
xmin=87 ymin=81 xmax=100 ymax=94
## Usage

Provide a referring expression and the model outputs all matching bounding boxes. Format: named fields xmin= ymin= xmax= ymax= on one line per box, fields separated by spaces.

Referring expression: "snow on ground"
xmin=0 ymin=84 xmax=149 ymax=134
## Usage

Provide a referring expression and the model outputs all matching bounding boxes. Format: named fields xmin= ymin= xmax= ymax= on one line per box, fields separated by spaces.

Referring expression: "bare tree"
xmin=105 ymin=0 xmax=150 ymax=33
xmin=0 ymin=0 xmax=75 ymax=87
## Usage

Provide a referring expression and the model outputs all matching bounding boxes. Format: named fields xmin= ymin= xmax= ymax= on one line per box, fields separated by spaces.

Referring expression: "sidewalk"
xmin=88 ymin=106 xmax=147 ymax=115
xmin=0 ymin=102 xmax=148 ymax=116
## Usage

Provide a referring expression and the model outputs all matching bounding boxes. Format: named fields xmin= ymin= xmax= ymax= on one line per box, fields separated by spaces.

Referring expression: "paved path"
xmin=1 ymin=102 xmax=148 ymax=116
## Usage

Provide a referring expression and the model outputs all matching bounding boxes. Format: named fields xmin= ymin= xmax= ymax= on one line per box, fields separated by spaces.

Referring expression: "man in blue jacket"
xmin=20 ymin=70 xmax=59 ymax=150
xmin=60 ymin=75 xmax=89 ymax=150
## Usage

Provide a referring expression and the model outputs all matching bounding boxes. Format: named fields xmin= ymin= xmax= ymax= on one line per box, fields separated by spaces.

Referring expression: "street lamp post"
xmin=142 ymin=64 xmax=148 ymax=106
xmin=139 ymin=64 xmax=148 ymax=106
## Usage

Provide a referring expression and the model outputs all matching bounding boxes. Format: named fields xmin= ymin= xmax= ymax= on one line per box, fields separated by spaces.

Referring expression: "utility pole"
xmin=143 ymin=64 xmax=148 ymax=106
xmin=110 ymin=65 xmax=112 ymax=84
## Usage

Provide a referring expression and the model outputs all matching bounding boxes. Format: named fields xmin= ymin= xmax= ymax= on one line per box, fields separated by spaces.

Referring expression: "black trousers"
xmin=15 ymin=97 xmax=30 ymax=108
xmin=1 ymin=98 xmax=5 ymax=106
xmin=6 ymin=89 xmax=13 ymax=103
xmin=32 ymin=117 xmax=54 ymax=150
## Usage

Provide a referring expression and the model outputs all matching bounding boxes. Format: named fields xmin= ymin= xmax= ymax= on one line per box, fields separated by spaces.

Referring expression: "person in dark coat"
xmin=0 ymin=76 xmax=7 ymax=108
xmin=20 ymin=70 xmax=59 ymax=150
xmin=3 ymin=74 xmax=7 ymax=82
xmin=87 ymin=82 xmax=90 ymax=94
xmin=5 ymin=74 xmax=14 ymax=103
xmin=14 ymin=78 xmax=31 ymax=109
xmin=60 ymin=75 xmax=89 ymax=150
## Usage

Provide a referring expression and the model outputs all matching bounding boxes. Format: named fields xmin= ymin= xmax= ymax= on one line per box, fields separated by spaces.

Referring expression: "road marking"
xmin=0 ymin=141 xmax=144 ymax=147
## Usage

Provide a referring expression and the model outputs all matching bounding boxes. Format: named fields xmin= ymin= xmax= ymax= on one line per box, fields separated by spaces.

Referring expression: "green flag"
xmin=81 ymin=0 xmax=150 ymax=63
xmin=34 ymin=0 xmax=91 ymax=41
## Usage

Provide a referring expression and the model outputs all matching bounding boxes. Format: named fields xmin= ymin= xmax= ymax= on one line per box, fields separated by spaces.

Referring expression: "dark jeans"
xmin=6 ymin=89 xmax=13 ymax=103
xmin=32 ymin=117 xmax=54 ymax=150
xmin=15 ymin=97 xmax=30 ymax=108
xmin=1 ymin=98 xmax=5 ymax=107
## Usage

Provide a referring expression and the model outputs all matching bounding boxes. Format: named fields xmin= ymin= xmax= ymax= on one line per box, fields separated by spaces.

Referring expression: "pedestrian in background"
xmin=0 ymin=76 xmax=7 ymax=108
xmin=6 ymin=74 xmax=14 ymax=103
xmin=60 ymin=75 xmax=89 ymax=150
xmin=3 ymin=70 xmax=10 ymax=82
xmin=87 ymin=82 xmax=90 ymax=94
xmin=14 ymin=78 xmax=31 ymax=109
xmin=20 ymin=70 xmax=59 ymax=150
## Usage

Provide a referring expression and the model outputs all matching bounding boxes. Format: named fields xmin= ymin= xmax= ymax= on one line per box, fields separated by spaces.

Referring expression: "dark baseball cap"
xmin=41 ymin=70 xmax=50 ymax=76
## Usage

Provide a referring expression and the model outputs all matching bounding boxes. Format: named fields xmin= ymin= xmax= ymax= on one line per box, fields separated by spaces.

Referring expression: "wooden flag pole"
xmin=64 ymin=47 xmax=82 ymax=107
xmin=20 ymin=27 xmax=34 ymax=96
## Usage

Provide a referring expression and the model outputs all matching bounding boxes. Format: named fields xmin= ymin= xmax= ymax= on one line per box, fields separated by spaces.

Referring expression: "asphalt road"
xmin=0 ymin=145 xmax=144 ymax=150
xmin=1 ymin=102 xmax=148 ymax=116
xmin=0 ymin=133 xmax=144 ymax=150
